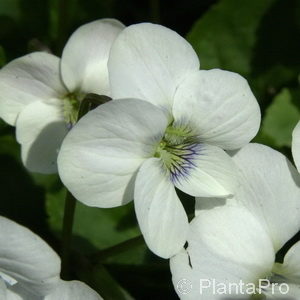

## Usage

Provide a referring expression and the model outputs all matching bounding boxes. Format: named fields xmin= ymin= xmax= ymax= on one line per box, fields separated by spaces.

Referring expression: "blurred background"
xmin=0 ymin=0 xmax=299 ymax=299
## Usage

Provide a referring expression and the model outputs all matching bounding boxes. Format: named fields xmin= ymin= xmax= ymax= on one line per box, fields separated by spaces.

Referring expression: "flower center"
xmin=62 ymin=92 xmax=84 ymax=128
xmin=154 ymin=124 xmax=200 ymax=182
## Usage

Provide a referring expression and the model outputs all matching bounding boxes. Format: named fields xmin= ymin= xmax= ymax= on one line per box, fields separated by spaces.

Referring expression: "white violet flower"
xmin=0 ymin=216 xmax=102 ymax=300
xmin=58 ymin=23 xmax=261 ymax=258
xmin=171 ymin=143 xmax=300 ymax=299
xmin=0 ymin=19 xmax=124 ymax=174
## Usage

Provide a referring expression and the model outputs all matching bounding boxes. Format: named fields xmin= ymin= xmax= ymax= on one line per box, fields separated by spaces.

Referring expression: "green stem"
xmin=60 ymin=93 xmax=111 ymax=278
xmin=91 ymin=235 xmax=144 ymax=263
xmin=61 ymin=190 xmax=77 ymax=279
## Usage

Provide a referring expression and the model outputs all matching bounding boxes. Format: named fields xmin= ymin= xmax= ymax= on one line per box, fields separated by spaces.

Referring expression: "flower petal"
xmin=61 ymin=19 xmax=124 ymax=95
xmin=0 ymin=52 xmax=66 ymax=125
xmin=0 ymin=281 xmax=6 ymax=300
xmin=173 ymin=143 xmax=238 ymax=198
xmin=45 ymin=280 xmax=102 ymax=300
xmin=0 ymin=216 xmax=60 ymax=298
xmin=232 ymin=143 xmax=300 ymax=251
xmin=264 ymin=283 xmax=300 ymax=299
xmin=172 ymin=69 xmax=260 ymax=150
xmin=134 ymin=158 xmax=189 ymax=258
xmin=58 ymin=99 xmax=168 ymax=208
xmin=292 ymin=121 xmax=300 ymax=172
xmin=6 ymin=290 xmax=23 ymax=300
xmin=16 ymin=99 xmax=68 ymax=174
xmin=170 ymin=250 xmax=199 ymax=300
xmin=170 ymin=206 xmax=275 ymax=299
xmin=108 ymin=23 xmax=199 ymax=110
xmin=195 ymin=197 xmax=227 ymax=215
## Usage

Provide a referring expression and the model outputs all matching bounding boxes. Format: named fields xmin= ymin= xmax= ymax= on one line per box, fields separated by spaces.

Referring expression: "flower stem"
xmin=90 ymin=235 xmax=144 ymax=263
xmin=61 ymin=190 xmax=77 ymax=279
xmin=60 ymin=93 xmax=111 ymax=279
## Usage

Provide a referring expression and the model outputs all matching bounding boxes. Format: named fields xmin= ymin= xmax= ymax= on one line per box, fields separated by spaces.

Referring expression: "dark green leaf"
xmin=46 ymin=187 xmax=141 ymax=255
xmin=187 ymin=0 xmax=275 ymax=75
xmin=261 ymin=88 xmax=300 ymax=148
xmin=0 ymin=0 xmax=21 ymax=21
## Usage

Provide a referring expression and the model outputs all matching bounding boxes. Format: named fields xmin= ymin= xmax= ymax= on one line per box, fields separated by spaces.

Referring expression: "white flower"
xmin=58 ymin=24 xmax=260 ymax=258
xmin=0 ymin=216 xmax=102 ymax=300
xmin=170 ymin=143 xmax=300 ymax=299
xmin=292 ymin=120 xmax=300 ymax=171
xmin=0 ymin=19 xmax=124 ymax=174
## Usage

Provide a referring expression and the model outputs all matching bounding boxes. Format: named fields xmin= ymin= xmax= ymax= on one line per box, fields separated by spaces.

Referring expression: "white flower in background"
xmin=292 ymin=120 xmax=300 ymax=171
xmin=0 ymin=216 xmax=102 ymax=300
xmin=0 ymin=19 xmax=124 ymax=174
xmin=171 ymin=143 xmax=300 ymax=299
xmin=58 ymin=23 xmax=260 ymax=258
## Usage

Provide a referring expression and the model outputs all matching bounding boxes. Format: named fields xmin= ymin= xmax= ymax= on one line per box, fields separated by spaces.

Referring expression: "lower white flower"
xmin=171 ymin=206 xmax=300 ymax=300
xmin=0 ymin=216 xmax=102 ymax=300
xmin=292 ymin=120 xmax=300 ymax=171
xmin=0 ymin=19 xmax=124 ymax=174
xmin=171 ymin=143 xmax=300 ymax=299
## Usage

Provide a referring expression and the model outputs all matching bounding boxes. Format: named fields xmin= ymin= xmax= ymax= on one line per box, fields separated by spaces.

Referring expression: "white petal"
xmin=232 ymin=143 xmax=300 ymax=251
xmin=0 ymin=283 xmax=24 ymax=300
xmin=58 ymin=99 xmax=168 ymax=208
xmin=274 ymin=241 xmax=300 ymax=283
xmin=264 ymin=283 xmax=300 ymax=299
xmin=45 ymin=280 xmax=102 ymax=300
xmin=7 ymin=288 xmax=36 ymax=300
xmin=0 ymin=52 xmax=66 ymax=125
xmin=134 ymin=158 xmax=189 ymax=258
xmin=170 ymin=206 xmax=275 ymax=299
xmin=292 ymin=121 xmax=300 ymax=172
xmin=173 ymin=143 xmax=238 ymax=198
xmin=0 ymin=279 xmax=23 ymax=300
xmin=0 ymin=273 xmax=23 ymax=300
xmin=170 ymin=251 xmax=199 ymax=300
xmin=61 ymin=19 xmax=124 ymax=95
xmin=195 ymin=197 xmax=227 ymax=215
xmin=6 ymin=290 xmax=23 ymax=300
xmin=16 ymin=99 xmax=68 ymax=174
xmin=108 ymin=23 xmax=199 ymax=110
xmin=0 ymin=216 xmax=60 ymax=298
xmin=0 ymin=280 xmax=7 ymax=300
xmin=172 ymin=69 xmax=260 ymax=150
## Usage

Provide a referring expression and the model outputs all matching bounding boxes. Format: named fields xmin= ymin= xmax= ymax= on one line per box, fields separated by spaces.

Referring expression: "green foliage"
xmin=0 ymin=120 xmax=19 ymax=159
xmin=0 ymin=46 xmax=6 ymax=67
xmin=187 ymin=0 xmax=300 ymax=109
xmin=46 ymin=186 xmax=141 ymax=254
xmin=76 ymin=263 xmax=135 ymax=300
xmin=187 ymin=0 xmax=275 ymax=75
xmin=261 ymin=88 xmax=300 ymax=148
xmin=0 ymin=0 xmax=21 ymax=21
